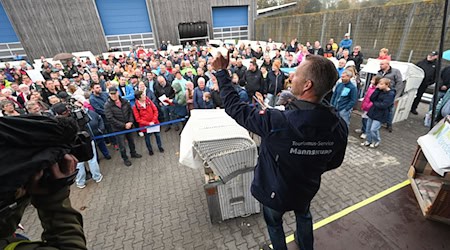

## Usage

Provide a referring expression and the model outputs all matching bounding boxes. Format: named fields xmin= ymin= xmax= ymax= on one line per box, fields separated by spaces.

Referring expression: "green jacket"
xmin=173 ymin=81 xmax=187 ymax=106
xmin=0 ymin=187 xmax=87 ymax=250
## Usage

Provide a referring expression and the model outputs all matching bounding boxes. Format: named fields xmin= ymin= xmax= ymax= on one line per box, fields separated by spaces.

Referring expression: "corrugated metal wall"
xmin=0 ymin=0 xmax=107 ymax=60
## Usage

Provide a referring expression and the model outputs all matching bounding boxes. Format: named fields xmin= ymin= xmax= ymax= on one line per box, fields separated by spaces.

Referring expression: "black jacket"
xmin=244 ymin=69 xmax=265 ymax=94
xmin=439 ymin=66 xmax=450 ymax=92
xmin=104 ymin=97 xmax=134 ymax=132
xmin=349 ymin=52 xmax=364 ymax=72
xmin=266 ymin=71 xmax=285 ymax=95
xmin=308 ymin=48 xmax=324 ymax=56
xmin=234 ymin=65 xmax=247 ymax=86
xmin=416 ymin=59 xmax=437 ymax=86
xmin=215 ymin=70 xmax=348 ymax=212
xmin=154 ymin=82 xmax=175 ymax=100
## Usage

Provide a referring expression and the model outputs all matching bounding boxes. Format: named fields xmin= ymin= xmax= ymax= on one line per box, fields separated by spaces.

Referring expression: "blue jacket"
xmin=118 ymin=84 xmax=135 ymax=106
xmin=339 ymin=38 xmax=353 ymax=50
xmin=331 ymin=82 xmax=357 ymax=112
xmin=193 ymin=87 xmax=211 ymax=109
xmin=215 ymin=70 xmax=348 ymax=212
xmin=85 ymin=109 xmax=105 ymax=137
xmin=89 ymin=92 xmax=109 ymax=116
xmin=367 ymin=88 xmax=395 ymax=123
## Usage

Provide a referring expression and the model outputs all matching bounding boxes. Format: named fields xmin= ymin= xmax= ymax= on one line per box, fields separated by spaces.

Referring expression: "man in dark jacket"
xmin=244 ymin=61 xmax=265 ymax=100
xmin=234 ymin=59 xmax=247 ymax=86
xmin=104 ymin=87 xmax=142 ymax=166
xmin=90 ymin=82 xmax=117 ymax=147
xmin=411 ymin=51 xmax=438 ymax=115
xmin=154 ymin=76 xmax=177 ymax=131
xmin=212 ymin=54 xmax=348 ymax=250
xmin=308 ymin=41 xmax=324 ymax=56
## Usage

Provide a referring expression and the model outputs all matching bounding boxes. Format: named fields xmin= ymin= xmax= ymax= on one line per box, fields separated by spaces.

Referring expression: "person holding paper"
xmin=132 ymin=90 xmax=164 ymax=156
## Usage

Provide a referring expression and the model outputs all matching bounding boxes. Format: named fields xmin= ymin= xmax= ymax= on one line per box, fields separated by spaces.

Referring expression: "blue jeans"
xmin=144 ymin=132 xmax=162 ymax=152
xmin=76 ymin=140 xmax=102 ymax=186
xmin=338 ymin=109 xmax=351 ymax=128
xmin=361 ymin=117 xmax=368 ymax=134
xmin=263 ymin=206 xmax=313 ymax=250
xmin=366 ymin=118 xmax=381 ymax=143
xmin=161 ymin=105 xmax=175 ymax=122
xmin=95 ymin=138 xmax=110 ymax=158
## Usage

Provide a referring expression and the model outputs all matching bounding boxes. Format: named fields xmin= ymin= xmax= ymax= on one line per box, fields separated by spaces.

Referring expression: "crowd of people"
xmin=0 ymin=33 xmax=447 ymax=185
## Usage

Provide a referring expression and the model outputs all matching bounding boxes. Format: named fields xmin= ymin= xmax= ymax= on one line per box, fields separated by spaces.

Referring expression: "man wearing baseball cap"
xmin=104 ymin=86 xmax=142 ymax=166
xmin=411 ymin=51 xmax=439 ymax=115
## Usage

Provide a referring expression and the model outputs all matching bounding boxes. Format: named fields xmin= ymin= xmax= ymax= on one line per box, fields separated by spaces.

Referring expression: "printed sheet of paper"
xmin=158 ymin=94 xmax=168 ymax=106
xmin=146 ymin=125 xmax=160 ymax=134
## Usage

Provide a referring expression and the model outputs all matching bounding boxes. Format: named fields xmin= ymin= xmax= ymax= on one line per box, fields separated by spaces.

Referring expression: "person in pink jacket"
xmin=356 ymin=76 xmax=381 ymax=139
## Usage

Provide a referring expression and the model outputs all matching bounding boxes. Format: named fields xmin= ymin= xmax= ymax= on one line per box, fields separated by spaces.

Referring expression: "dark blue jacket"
xmin=193 ymin=87 xmax=211 ymax=109
xmin=215 ymin=70 xmax=348 ymax=212
xmin=331 ymin=82 xmax=357 ymax=112
xmin=266 ymin=70 xmax=285 ymax=95
xmin=367 ymin=88 xmax=396 ymax=123
xmin=85 ymin=109 xmax=105 ymax=137
xmin=89 ymin=92 xmax=109 ymax=116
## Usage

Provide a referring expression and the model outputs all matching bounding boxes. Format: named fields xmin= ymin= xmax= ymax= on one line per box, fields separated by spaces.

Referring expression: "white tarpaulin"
xmin=179 ymin=109 xmax=257 ymax=179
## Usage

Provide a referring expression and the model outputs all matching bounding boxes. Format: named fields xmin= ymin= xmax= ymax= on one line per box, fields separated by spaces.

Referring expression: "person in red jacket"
xmin=132 ymin=90 xmax=164 ymax=155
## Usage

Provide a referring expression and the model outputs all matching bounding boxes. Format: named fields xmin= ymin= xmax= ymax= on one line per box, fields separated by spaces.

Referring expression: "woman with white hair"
xmin=16 ymin=84 xmax=30 ymax=108
xmin=1 ymin=88 xmax=22 ymax=109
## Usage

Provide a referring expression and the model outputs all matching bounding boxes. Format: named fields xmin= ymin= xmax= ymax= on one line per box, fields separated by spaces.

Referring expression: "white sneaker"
xmin=370 ymin=142 xmax=380 ymax=148
xmin=361 ymin=141 xmax=370 ymax=146
xmin=138 ymin=132 xmax=144 ymax=137
xmin=360 ymin=133 xmax=367 ymax=139
xmin=76 ymin=184 xmax=86 ymax=189
xmin=355 ymin=129 xmax=362 ymax=134
xmin=95 ymin=174 xmax=103 ymax=183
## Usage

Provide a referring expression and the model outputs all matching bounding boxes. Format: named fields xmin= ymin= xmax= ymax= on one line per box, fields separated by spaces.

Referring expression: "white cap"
xmin=344 ymin=33 xmax=350 ymax=37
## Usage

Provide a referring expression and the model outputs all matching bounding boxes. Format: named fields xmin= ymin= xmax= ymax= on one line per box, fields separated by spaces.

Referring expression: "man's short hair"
xmin=302 ymin=55 xmax=339 ymax=98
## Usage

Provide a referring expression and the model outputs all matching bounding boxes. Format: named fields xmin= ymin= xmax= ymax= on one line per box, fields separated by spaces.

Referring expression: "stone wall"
xmin=255 ymin=1 xmax=449 ymax=63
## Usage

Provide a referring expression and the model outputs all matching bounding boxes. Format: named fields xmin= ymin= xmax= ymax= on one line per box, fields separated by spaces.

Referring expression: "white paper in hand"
xmin=146 ymin=125 xmax=160 ymax=134
xmin=158 ymin=94 xmax=168 ymax=106
xmin=210 ymin=47 xmax=228 ymax=59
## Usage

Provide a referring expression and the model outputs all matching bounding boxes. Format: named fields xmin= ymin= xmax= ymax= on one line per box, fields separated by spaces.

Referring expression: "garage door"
xmin=0 ymin=2 xmax=26 ymax=59
xmin=212 ymin=6 xmax=248 ymax=40
xmin=95 ymin=0 xmax=155 ymax=50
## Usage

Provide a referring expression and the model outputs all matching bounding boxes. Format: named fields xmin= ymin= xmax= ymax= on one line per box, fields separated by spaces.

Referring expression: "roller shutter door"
xmin=95 ymin=0 xmax=155 ymax=50
xmin=212 ymin=6 xmax=248 ymax=40
xmin=0 ymin=2 xmax=26 ymax=59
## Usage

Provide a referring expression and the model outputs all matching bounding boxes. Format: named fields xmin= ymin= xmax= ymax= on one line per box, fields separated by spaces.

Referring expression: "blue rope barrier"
xmin=93 ymin=117 xmax=186 ymax=140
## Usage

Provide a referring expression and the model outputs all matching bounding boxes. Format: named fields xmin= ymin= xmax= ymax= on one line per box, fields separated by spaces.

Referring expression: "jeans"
xmin=428 ymin=91 xmax=446 ymax=111
xmin=265 ymin=93 xmax=279 ymax=107
xmin=95 ymin=138 xmax=110 ymax=158
xmin=76 ymin=140 xmax=102 ymax=186
xmin=361 ymin=117 xmax=368 ymax=134
xmin=161 ymin=105 xmax=175 ymax=122
xmin=366 ymin=118 xmax=382 ymax=143
xmin=102 ymin=116 xmax=117 ymax=145
xmin=144 ymin=132 xmax=162 ymax=152
xmin=116 ymin=133 xmax=137 ymax=160
xmin=263 ymin=206 xmax=313 ymax=250
xmin=338 ymin=109 xmax=351 ymax=128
